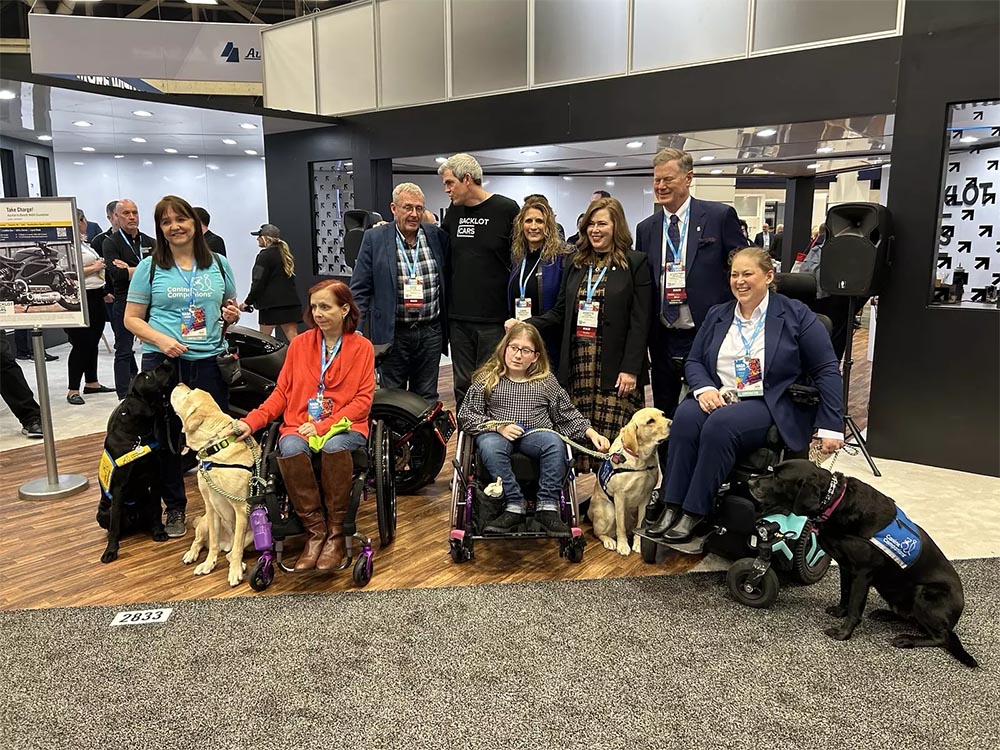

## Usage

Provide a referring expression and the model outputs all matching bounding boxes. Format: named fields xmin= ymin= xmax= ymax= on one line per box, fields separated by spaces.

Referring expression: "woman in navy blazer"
xmin=649 ymin=247 xmax=844 ymax=542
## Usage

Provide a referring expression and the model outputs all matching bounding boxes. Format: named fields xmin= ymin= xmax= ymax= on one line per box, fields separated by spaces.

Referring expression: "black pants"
xmin=380 ymin=320 xmax=444 ymax=403
xmin=813 ymin=295 xmax=852 ymax=363
xmin=0 ymin=331 xmax=41 ymax=429
xmin=13 ymin=329 xmax=30 ymax=358
xmin=649 ymin=323 xmax=698 ymax=494
xmin=111 ymin=298 xmax=138 ymax=398
xmin=65 ymin=288 xmax=107 ymax=390
xmin=450 ymin=319 xmax=505 ymax=410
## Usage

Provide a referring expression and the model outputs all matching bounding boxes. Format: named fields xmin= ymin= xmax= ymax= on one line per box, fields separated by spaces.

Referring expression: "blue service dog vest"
xmin=869 ymin=507 xmax=922 ymax=569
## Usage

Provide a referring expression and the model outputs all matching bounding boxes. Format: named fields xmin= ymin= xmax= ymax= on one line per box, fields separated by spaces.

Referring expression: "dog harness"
xmin=597 ymin=447 xmax=657 ymax=504
xmin=98 ymin=442 xmax=159 ymax=499
xmin=869 ymin=507 xmax=922 ymax=569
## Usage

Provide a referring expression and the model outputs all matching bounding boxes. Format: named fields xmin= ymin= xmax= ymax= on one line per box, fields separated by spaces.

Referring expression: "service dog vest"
xmin=98 ymin=443 xmax=158 ymax=498
xmin=597 ymin=455 xmax=657 ymax=504
xmin=869 ymin=507 xmax=922 ymax=569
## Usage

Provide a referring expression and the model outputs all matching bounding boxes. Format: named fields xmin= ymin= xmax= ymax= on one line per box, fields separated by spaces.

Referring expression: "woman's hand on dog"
xmin=497 ymin=423 xmax=524 ymax=441
xmin=156 ymin=334 xmax=188 ymax=358
xmin=297 ymin=422 xmax=319 ymax=437
xmin=586 ymin=428 xmax=611 ymax=452
xmin=697 ymin=388 xmax=727 ymax=414
xmin=233 ymin=420 xmax=252 ymax=441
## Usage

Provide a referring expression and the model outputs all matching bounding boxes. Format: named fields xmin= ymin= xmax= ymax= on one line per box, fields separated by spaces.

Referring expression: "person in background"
xmin=124 ymin=195 xmax=241 ymax=539
xmin=566 ymin=212 xmax=586 ymax=247
xmin=592 ymin=189 xmax=612 ymax=202
xmin=1 ymin=331 xmax=43 ymax=438
xmin=423 ymin=210 xmax=439 ymax=225
xmin=754 ymin=222 xmax=773 ymax=252
xmin=242 ymin=224 xmax=301 ymax=343
xmin=65 ymin=209 xmax=114 ymax=405
xmin=194 ymin=207 xmax=227 ymax=257
xmin=90 ymin=200 xmax=120 ymax=254
xmin=769 ymin=223 xmax=784 ymax=266
xmin=738 ymin=220 xmax=753 ymax=245
xmin=797 ymin=223 xmax=851 ymax=362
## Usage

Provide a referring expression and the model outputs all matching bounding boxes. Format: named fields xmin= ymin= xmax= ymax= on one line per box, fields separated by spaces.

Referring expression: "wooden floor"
xmin=0 ymin=329 xmax=872 ymax=611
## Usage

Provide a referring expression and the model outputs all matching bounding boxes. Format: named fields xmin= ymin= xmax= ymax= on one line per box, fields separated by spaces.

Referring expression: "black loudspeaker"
xmin=819 ymin=202 xmax=893 ymax=296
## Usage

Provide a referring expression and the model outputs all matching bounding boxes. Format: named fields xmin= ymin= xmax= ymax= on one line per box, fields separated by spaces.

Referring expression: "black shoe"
xmin=67 ymin=393 xmax=85 ymax=405
xmin=21 ymin=421 xmax=43 ymax=438
xmin=663 ymin=513 xmax=704 ymax=542
xmin=484 ymin=510 xmax=525 ymax=534
xmin=534 ymin=510 xmax=571 ymax=537
xmin=44 ymin=352 xmax=57 ymax=361
xmin=15 ymin=353 xmax=32 ymax=361
xmin=83 ymin=384 xmax=115 ymax=394
xmin=646 ymin=504 xmax=682 ymax=537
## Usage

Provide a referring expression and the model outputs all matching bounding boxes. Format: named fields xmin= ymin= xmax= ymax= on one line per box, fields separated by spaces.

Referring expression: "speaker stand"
xmin=841 ymin=296 xmax=881 ymax=477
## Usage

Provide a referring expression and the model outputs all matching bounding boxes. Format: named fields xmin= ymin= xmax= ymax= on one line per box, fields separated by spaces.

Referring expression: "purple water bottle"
xmin=250 ymin=504 xmax=272 ymax=551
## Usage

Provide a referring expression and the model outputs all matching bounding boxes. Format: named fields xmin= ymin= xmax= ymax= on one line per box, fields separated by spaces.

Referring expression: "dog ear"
xmin=181 ymin=400 xmax=205 ymax=434
xmin=791 ymin=477 xmax=824 ymax=517
xmin=621 ymin=422 xmax=639 ymax=455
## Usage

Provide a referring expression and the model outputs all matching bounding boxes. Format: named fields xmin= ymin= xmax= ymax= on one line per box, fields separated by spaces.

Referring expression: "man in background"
xmin=1 ymin=331 xmax=43 ymax=438
xmin=754 ymin=222 xmax=773 ymax=252
xmin=194 ymin=207 xmax=227 ymax=257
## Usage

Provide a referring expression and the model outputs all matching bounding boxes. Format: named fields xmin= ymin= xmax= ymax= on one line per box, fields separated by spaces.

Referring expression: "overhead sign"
xmin=29 ymin=14 xmax=264 ymax=83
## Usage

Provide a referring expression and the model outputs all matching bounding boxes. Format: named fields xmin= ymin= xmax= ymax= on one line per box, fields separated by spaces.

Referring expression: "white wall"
xmin=54 ymin=153 xmax=268 ymax=324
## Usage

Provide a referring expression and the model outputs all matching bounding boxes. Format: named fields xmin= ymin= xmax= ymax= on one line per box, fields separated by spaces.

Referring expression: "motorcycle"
xmin=0 ymin=243 xmax=81 ymax=311
xmin=225 ymin=326 xmax=455 ymax=494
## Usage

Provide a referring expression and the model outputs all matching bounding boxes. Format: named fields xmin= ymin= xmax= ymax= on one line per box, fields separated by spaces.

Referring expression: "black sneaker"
xmin=534 ymin=510 xmax=571 ymax=537
xmin=164 ymin=510 xmax=186 ymax=538
xmin=484 ymin=510 xmax=525 ymax=534
xmin=21 ymin=421 xmax=43 ymax=438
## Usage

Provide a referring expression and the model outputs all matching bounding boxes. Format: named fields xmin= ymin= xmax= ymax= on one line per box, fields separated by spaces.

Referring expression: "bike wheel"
xmin=377 ymin=412 xmax=446 ymax=494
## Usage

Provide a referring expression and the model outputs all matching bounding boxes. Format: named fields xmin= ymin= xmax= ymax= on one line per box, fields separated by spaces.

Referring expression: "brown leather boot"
xmin=315 ymin=449 xmax=354 ymax=571
xmin=276 ymin=452 xmax=327 ymax=570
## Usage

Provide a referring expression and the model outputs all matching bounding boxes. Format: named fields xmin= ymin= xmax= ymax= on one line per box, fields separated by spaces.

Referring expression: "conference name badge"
xmin=576 ymin=300 xmax=599 ymax=338
xmin=181 ymin=306 xmax=208 ymax=340
xmin=734 ymin=357 xmax=764 ymax=397
xmin=403 ymin=277 xmax=423 ymax=309
xmin=665 ymin=263 xmax=687 ymax=304
xmin=515 ymin=297 xmax=532 ymax=321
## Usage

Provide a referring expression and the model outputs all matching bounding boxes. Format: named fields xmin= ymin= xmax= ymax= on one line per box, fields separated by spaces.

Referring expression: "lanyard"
xmin=318 ymin=335 xmax=342 ymax=397
xmin=661 ymin=212 xmax=688 ymax=265
xmin=735 ymin=314 xmax=766 ymax=357
xmin=177 ymin=265 xmax=197 ymax=306
xmin=585 ymin=264 xmax=608 ymax=303
xmin=396 ymin=230 xmax=421 ymax=277
xmin=519 ymin=255 xmax=542 ymax=298
xmin=119 ymin=228 xmax=142 ymax=262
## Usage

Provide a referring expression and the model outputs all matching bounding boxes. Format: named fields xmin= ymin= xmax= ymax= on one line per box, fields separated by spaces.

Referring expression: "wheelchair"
xmin=448 ymin=430 xmax=587 ymax=564
xmin=246 ymin=417 xmax=396 ymax=590
xmin=637 ymin=273 xmax=834 ymax=608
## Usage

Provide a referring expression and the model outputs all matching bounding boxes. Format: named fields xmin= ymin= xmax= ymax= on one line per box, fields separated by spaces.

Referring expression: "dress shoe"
xmin=66 ymin=393 xmax=85 ymax=405
xmin=83 ymin=384 xmax=114 ymax=394
xmin=663 ymin=513 xmax=704 ymax=542
xmin=645 ymin=504 xmax=682 ymax=537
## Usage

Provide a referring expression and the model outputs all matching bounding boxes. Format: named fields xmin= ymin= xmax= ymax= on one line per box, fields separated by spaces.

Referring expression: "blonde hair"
xmin=729 ymin=246 xmax=777 ymax=291
xmin=573 ymin=197 xmax=632 ymax=270
xmin=511 ymin=198 xmax=564 ymax=264
xmin=473 ymin=322 xmax=550 ymax=400
xmin=265 ymin=236 xmax=295 ymax=278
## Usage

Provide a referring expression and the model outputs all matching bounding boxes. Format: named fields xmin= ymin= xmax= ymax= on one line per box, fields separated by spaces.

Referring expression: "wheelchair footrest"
xmin=633 ymin=526 xmax=718 ymax=555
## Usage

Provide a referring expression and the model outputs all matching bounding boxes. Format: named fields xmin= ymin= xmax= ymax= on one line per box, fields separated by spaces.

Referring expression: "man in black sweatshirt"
xmin=102 ymin=199 xmax=154 ymax=398
xmin=439 ymin=153 xmax=519 ymax=409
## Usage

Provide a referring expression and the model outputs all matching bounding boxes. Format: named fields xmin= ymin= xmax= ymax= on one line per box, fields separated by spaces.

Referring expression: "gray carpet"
xmin=2 ymin=560 xmax=997 ymax=750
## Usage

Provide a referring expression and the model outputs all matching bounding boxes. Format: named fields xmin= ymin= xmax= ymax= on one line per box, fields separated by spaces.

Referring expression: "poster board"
xmin=0 ymin=197 xmax=88 ymax=329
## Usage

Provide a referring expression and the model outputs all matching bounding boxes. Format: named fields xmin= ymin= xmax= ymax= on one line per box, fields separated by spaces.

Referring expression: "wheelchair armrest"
xmin=787 ymin=383 xmax=821 ymax=407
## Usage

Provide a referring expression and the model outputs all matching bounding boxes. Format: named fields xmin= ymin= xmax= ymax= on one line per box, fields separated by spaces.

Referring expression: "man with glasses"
xmin=350 ymin=183 xmax=450 ymax=403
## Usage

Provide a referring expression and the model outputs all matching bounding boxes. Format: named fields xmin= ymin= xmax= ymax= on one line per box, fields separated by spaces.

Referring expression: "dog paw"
xmin=824 ymin=625 xmax=854 ymax=641
xmin=632 ymin=539 xmax=642 ymax=554
xmin=602 ymin=538 xmax=617 ymax=551
xmin=891 ymin=634 xmax=918 ymax=649
xmin=193 ymin=561 xmax=214 ymax=576
xmin=100 ymin=548 xmax=119 ymax=564
xmin=616 ymin=540 xmax=631 ymax=556
xmin=152 ymin=529 xmax=168 ymax=542
xmin=182 ymin=550 xmax=197 ymax=565
xmin=228 ymin=570 xmax=244 ymax=587
xmin=825 ymin=604 xmax=848 ymax=618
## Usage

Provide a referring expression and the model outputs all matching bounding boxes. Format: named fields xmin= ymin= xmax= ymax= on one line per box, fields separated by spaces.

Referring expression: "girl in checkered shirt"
xmin=458 ymin=322 xmax=610 ymax=535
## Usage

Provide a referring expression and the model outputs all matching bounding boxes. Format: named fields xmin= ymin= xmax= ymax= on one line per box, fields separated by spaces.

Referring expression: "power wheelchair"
xmin=637 ymin=273 xmax=835 ymax=608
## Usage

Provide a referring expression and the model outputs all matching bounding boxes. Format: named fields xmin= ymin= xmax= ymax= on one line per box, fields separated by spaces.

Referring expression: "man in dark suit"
xmin=635 ymin=148 xmax=747 ymax=535
xmin=754 ymin=223 xmax=773 ymax=251
xmin=194 ymin=207 xmax=227 ymax=257
xmin=350 ymin=182 xmax=450 ymax=403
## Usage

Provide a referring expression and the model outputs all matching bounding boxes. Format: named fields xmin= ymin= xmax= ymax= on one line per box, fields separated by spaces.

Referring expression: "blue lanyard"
xmin=735 ymin=315 xmax=766 ymax=357
xmin=119 ymin=228 xmax=141 ymax=262
xmin=318 ymin=336 xmax=342 ymax=397
xmin=396 ymin=230 xmax=420 ymax=278
xmin=177 ymin=265 xmax=197 ymax=307
xmin=586 ymin=264 xmax=608 ymax=303
xmin=662 ymin=212 xmax=688 ymax=264
xmin=519 ymin=255 xmax=542 ymax=297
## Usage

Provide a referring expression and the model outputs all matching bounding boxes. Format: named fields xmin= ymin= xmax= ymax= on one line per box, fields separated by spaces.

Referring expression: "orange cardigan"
xmin=244 ymin=328 xmax=375 ymax=440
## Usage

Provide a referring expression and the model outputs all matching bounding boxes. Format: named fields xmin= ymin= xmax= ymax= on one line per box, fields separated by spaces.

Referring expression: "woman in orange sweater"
xmin=235 ymin=280 xmax=374 ymax=570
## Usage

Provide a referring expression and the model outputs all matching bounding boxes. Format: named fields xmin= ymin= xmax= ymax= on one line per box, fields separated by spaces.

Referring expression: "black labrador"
xmin=96 ymin=361 xmax=176 ymax=563
xmin=749 ymin=459 xmax=977 ymax=668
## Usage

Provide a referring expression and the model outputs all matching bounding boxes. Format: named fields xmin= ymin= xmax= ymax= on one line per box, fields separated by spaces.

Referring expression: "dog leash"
xmin=480 ymin=421 xmax=624 ymax=463
xmin=196 ymin=435 xmax=265 ymax=510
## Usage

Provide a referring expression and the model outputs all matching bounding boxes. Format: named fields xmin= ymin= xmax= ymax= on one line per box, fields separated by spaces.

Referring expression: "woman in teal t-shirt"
xmin=124 ymin=194 xmax=241 ymax=539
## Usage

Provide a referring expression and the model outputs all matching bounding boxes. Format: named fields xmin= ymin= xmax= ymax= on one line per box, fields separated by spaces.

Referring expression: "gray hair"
xmin=652 ymin=147 xmax=693 ymax=173
xmin=392 ymin=182 xmax=425 ymax=203
xmin=437 ymin=153 xmax=483 ymax=185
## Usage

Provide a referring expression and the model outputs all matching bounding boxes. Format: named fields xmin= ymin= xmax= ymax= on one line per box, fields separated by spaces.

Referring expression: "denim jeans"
xmin=475 ymin=430 xmax=567 ymax=512
xmin=379 ymin=320 xmax=443 ymax=404
xmin=279 ymin=430 xmax=367 ymax=457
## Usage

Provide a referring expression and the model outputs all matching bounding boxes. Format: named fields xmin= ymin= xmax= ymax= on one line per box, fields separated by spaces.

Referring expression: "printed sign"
xmin=110 ymin=608 xmax=174 ymax=626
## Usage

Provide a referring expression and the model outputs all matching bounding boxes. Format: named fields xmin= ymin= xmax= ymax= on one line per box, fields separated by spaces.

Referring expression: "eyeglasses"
xmin=506 ymin=344 xmax=537 ymax=356
xmin=397 ymin=204 xmax=425 ymax=215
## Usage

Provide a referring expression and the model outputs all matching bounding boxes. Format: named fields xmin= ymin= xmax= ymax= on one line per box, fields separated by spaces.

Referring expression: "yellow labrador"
xmin=589 ymin=407 xmax=671 ymax=556
xmin=171 ymin=384 xmax=255 ymax=587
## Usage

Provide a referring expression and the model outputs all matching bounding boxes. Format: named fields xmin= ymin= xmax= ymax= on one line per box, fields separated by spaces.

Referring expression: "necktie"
xmin=663 ymin=214 xmax=681 ymax=324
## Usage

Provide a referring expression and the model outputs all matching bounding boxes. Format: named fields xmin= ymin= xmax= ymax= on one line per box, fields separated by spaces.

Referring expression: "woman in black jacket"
xmin=514 ymin=197 xmax=652 ymax=473
xmin=242 ymin=224 xmax=301 ymax=341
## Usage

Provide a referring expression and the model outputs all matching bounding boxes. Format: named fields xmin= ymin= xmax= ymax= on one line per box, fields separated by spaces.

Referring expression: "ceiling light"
xmin=344 ymin=162 xmax=352 ymax=168
xmin=188 ymin=155 xmax=199 ymax=159
xmin=73 ymin=121 xmax=93 ymax=127
xmin=521 ymin=150 xmax=539 ymax=156
xmin=185 ymin=0 xmax=219 ymax=5
xmin=143 ymin=160 xmax=153 ymax=166
xmin=131 ymin=137 xmax=147 ymax=143
xmin=73 ymin=161 xmax=85 ymax=166
xmin=626 ymin=141 xmax=644 ymax=149
xmin=807 ymin=163 xmax=821 ymax=169
xmin=244 ymin=149 xmax=258 ymax=155
xmin=164 ymin=148 xmax=178 ymax=154
xmin=0 ymin=90 xmax=16 ymax=100
xmin=643 ymin=189 xmax=653 ymax=195
xmin=261 ymin=157 xmax=266 ymax=161
xmin=710 ymin=169 xmax=723 ymax=175
xmin=605 ymin=179 xmax=615 ymax=186
xmin=751 ymin=163 xmax=762 ymax=169
xmin=207 ymin=164 xmax=220 ymax=171
xmin=81 ymin=147 xmax=95 ymax=152
xmin=604 ymin=161 xmax=618 ymax=168
xmin=699 ymin=155 xmax=716 ymax=161
xmin=435 ymin=157 xmax=447 ymax=164
xmin=562 ymin=176 xmax=573 ymax=181
xmin=880 ymin=144 xmax=888 ymax=149
xmin=817 ymin=146 xmax=834 ymax=154
xmin=239 ymin=122 xmax=258 ymax=129
xmin=757 ymin=128 xmax=777 ymax=137
xmin=522 ymin=168 xmax=535 ymax=173
xmin=114 ymin=154 xmax=125 ymax=159
xmin=959 ymin=136 xmax=979 ymax=143
xmin=222 ymin=138 xmax=237 ymax=145
xmin=132 ymin=110 xmax=153 ymax=117
xmin=37 ymin=135 xmax=53 ymax=142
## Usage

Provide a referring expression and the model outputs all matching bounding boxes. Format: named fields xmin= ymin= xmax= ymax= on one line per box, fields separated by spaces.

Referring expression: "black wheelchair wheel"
xmin=727 ymin=557 xmax=779 ymax=609
xmin=449 ymin=539 xmax=473 ymax=564
xmin=564 ymin=537 xmax=585 ymax=564
xmin=352 ymin=554 xmax=373 ymax=587
xmin=372 ymin=419 xmax=397 ymax=547
xmin=640 ymin=535 xmax=658 ymax=564
xmin=380 ymin=412 xmax=446 ymax=494
xmin=248 ymin=557 xmax=274 ymax=592
xmin=792 ymin=521 xmax=831 ymax=584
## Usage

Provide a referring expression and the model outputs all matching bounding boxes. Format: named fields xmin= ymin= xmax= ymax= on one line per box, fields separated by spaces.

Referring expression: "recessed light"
xmin=521 ymin=150 xmax=539 ymax=156
xmin=143 ymin=160 xmax=153 ymax=166
xmin=207 ymin=164 xmax=220 ymax=171
xmin=522 ymin=168 xmax=535 ymax=173
xmin=37 ymin=135 xmax=53 ymax=142
xmin=626 ymin=141 xmax=644 ymax=149
xmin=132 ymin=110 xmax=153 ymax=117
xmin=73 ymin=161 xmax=85 ymax=166
xmin=164 ymin=148 xmax=178 ymax=154
xmin=562 ymin=176 xmax=573 ymax=181
xmin=114 ymin=154 xmax=125 ymax=159
xmin=261 ymin=157 xmax=266 ymax=161
xmin=244 ymin=149 xmax=258 ymax=155
xmin=807 ymin=163 xmax=821 ymax=169
xmin=751 ymin=163 xmax=763 ymax=169
xmin=757 ymin=128 xmax=777 ymax=137
xmin=188 ymin=155 xmax=199 ymax=159
xmin=185 ymin=0 xmax=220 ymax=5
xmin=131 ymin=137 xmax=147 ymax=143
xmin=73 ymin=121 xmax=93 ymax=128
xmin=710 ymin=169 xmax=723 ymax=175
xmin=816 ymin=146 xmax=834 ymax=154
xmin=880 ymin=144 xmax=888 ymax=149
xmin=604 ymin=161 xmax=618 ymax=168
xmin=699 ymin=155 xmax=716 ymax=161
xmin=222 ymin=138 xmax=237 ymax=145
xmin=959 ymin=136 xmax=979 ymax=143
xmin=0 ymin=90 xmax=15 ymax=100
xmin=643 ymin=188 xmax=653 ymax=195
xmin=605 ymin=179 xmax=615 ymax=187
xmin=344 ymin=162 xmax=353 ymax=168
xmin=239 ymin=122 xmax=258 ymax=129
xmin=435 ymin=157 xmax=447 ymax=164
xmin=81 ymin=147 xmax=95 ymax=152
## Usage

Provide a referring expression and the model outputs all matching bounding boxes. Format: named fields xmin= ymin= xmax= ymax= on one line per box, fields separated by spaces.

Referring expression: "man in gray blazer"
xmin=350 ymin=183 xmax=450 ymax=403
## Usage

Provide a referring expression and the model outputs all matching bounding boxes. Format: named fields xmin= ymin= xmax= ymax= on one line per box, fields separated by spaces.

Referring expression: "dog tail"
xmin=946 ymin=631 xmax=979 ymax=668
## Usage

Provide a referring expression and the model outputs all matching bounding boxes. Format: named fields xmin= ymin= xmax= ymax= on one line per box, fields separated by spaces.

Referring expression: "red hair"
xmin=304 ymin=280 xmax=360 ymax=334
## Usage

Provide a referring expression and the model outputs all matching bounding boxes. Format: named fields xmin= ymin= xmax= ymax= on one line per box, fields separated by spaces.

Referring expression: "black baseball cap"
xmin=251 ymin=224 xmax=280 ymax=238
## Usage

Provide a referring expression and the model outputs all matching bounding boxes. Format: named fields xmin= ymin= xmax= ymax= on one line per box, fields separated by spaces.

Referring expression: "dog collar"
xmin=815 ymin=473 xmax=847 ymax=523
xmin=197 ymin=435 xmax=236 ymax=460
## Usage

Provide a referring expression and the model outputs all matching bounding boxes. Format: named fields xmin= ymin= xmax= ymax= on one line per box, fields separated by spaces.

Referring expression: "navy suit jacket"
xmin=635 ymin=197 xmax=747 ymax=332
xmin=350 ymin=221 xmax=450 ymax=353
xmin=684 ymin=293 xmax=843 ymax=451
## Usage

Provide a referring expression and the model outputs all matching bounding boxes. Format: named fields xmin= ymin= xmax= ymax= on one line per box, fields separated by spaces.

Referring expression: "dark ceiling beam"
xmin=219 ymin=0 xmax=263 ymax=24
xmin=126 ymin=0 xmax=162 ymax=19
